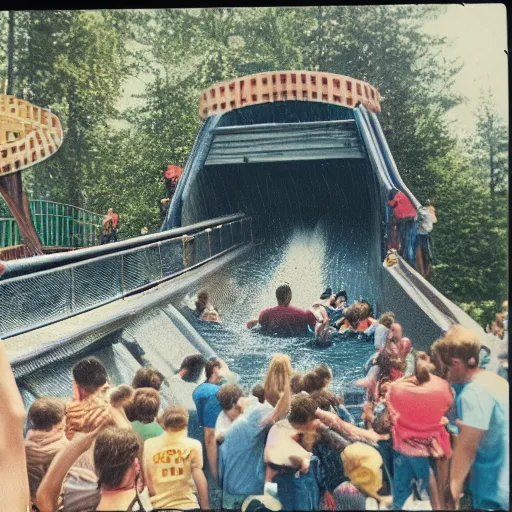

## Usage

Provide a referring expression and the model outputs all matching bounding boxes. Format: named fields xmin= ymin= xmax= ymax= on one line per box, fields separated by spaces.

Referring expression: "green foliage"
xmin=0 ymin=7 xmax=507 ymax=322
xmin=458 ymin=300 xmax=500 ymax=330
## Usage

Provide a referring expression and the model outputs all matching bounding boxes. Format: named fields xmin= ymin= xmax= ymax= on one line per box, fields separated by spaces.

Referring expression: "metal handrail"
xmin=0 ymin=213 xmax=247 ymax=280
xmin=0 ymin=199 xmax=104 ymax=250
xmin=0 ymin=215 xmax=253 ymax=339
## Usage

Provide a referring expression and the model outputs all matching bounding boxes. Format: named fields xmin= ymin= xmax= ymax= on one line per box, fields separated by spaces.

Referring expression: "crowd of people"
xmin=0 ymin=279 xmax=508 ymax=511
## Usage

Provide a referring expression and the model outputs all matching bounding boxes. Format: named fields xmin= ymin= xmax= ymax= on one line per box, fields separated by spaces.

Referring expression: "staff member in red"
xmin=388 ymin=189 xmax=417 ymax=265
xmin=107 ymin=208 xmax=119 ymax=242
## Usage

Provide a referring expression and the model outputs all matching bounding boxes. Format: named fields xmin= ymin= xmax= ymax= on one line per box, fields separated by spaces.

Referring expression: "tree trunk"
xmin=7 ymin=11 xmax=15 ymax=95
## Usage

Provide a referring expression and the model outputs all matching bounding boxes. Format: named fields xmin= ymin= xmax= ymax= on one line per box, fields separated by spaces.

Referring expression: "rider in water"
xmin=247 ymin=284 xmax=316 ymax=336
xmin=195 ymin=290 xmax=221 ymax=322
xmin=330 ymin=290 xmax=348 ymax=327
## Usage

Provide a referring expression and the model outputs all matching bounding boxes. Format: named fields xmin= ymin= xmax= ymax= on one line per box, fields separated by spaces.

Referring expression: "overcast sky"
xmin=420 ymin=4 xmax=508 ymax=137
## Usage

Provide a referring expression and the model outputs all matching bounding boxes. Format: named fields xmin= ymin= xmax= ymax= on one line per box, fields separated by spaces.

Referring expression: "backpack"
xmin=417 ymin=207 xmax=433 ymax=235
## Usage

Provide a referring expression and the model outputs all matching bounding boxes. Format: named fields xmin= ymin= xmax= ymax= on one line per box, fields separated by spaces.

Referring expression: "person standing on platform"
xmin=100 ymin=214 xmax=114 ymax=245
xmin=160 ymin=165 xmax=183 ymax=219
xmin=388 ymin=188 xmax=417 ymax=266
xmin=108 ymin=208 xmax=119 ymax=242
xmin=426 ymin=199 xmax=438 ymax=224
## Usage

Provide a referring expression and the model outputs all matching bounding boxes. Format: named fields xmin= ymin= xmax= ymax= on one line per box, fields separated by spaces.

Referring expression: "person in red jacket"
xmin=388 ymin=189 xmax=417 ymax=265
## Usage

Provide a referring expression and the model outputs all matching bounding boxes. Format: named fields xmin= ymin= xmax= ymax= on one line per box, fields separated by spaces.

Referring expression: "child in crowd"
xmin=334 ymin=442 xmax=393 ymax=509
xmin=175 ymin=354 xmax=207 ymax=382
xmin=290 ymin=373 xmax=303 ymax=395
xmin=132 ymin=367 xmax=164 ymax=391
xmin=108 ymin=384 xmax=134 ymax=429
xmin=264 ymin=395 xmax=320 ymax=510
xmin=310 ymin=389 xmax=355 ymax=425
xmin=65 ymin=357 xmax=114 ymax=441
xmin=25 ymin=397 xmax=68 ymax=508
xmin=314 ymin=364 xmax=332 ymax=389
xmin=130 ymin=388 xmax=164 ymax=441
xmin=251 ymin=384 xmax=265 ymax=404
xmin=143 ymin=405 xmax=209 ymax=510
xmin=215 ymin=384 xmax=245 ymax=442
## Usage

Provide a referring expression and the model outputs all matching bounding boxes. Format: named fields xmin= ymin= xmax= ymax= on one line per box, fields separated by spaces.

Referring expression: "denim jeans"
xmin=275 ymin=457 xmax=321 ymax=511
xmin=397 ymin=218 xmax=417 ymax=265
xmin=392 ymin=450 xmax=430 ymax=510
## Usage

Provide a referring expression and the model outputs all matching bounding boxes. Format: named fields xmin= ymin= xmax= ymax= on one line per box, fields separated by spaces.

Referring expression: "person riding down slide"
xmin=310 ymin=288 xmax=349 ymax=346
xmin=331 ymin=291 xmax=348 ymax=327
xmin=195 ymin=290 xmax=221 ymax=322
xmin=183 ymin=290 xmax=221 ymax=322
xmin=246 ymin=284 xmax=316 ymax=336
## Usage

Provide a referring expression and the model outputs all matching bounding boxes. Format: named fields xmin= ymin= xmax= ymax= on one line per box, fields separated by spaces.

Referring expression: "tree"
xmin=472 ymin=90 xmax=508 ymax=220
xmin=10 ymin=11 xmax=132 ymax=208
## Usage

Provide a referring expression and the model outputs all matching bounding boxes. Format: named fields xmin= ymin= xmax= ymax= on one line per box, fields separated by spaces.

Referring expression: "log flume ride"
xmin=3 ymin=74 xmax=505 ymax=480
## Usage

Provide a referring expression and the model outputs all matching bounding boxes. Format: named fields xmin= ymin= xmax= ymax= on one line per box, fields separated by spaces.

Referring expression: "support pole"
xmin=7 ymin=11 xmax=15 ymax=96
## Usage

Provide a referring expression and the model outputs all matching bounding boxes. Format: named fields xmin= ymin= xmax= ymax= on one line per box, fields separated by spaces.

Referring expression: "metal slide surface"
xmin=162 ymin=100 xmax=502 ymax=392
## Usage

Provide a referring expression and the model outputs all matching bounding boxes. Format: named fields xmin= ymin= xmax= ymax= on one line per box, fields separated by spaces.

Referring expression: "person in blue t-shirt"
xmin=218 ymin=397 xmax=275 ymax=509
xmin=192 ymin=358 xmax=224 ymax=480
xmin=432 ymin=325 xmax=509 ymax=510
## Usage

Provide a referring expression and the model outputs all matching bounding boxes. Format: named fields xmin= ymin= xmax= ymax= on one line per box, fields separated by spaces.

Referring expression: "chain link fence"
xmin=0 ymin=217 xmax=252 ymax=339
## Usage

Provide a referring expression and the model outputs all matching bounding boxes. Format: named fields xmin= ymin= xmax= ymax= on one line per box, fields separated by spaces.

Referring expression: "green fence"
xmin=0 ymin=200 xmax=103 ymax=249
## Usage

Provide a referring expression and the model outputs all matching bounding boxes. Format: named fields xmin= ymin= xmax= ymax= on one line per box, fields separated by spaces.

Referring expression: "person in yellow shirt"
xmin=143 ymin=405 xmax=209 ymax=510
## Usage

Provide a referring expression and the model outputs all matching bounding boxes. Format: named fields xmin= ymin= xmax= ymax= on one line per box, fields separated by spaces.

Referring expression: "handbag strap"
xmin=125 ymin=490 xmax=146 ymax=512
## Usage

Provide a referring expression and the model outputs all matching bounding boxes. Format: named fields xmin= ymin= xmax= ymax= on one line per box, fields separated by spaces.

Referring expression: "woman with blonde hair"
xmin=263 ymin=354 xmax=293 ymax=408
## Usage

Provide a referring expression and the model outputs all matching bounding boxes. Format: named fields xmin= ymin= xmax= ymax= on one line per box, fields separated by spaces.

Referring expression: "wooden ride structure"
xmin=0 ymin=94 xmax=63 ymax=258
xmin=200 ymin=70 xmax=382 ymax=119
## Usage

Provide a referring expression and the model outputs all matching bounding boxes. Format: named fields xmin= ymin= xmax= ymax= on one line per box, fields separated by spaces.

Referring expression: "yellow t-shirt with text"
xmin=143 ymin=430 xmax=202 ymax=510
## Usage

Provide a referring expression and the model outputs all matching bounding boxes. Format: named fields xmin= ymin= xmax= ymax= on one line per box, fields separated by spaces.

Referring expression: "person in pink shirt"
xmin=247 ymin=284 xmax=316 ymax=336
xmin=388 ymin=188 xmax=417 ymax=265
xmin=387 ymin=353 xmax=453 ymax=509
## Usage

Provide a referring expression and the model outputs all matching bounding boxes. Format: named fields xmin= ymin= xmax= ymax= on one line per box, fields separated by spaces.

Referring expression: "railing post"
xmin=183 ymin=235 xmax=194 ymax=268
xmin=70 ymin=266 xmax=75 ymax=313
xmin=157 ymin=242 xmax=164 ymax=279
xmin=121 ymin=254 xmax=126 ymax=295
